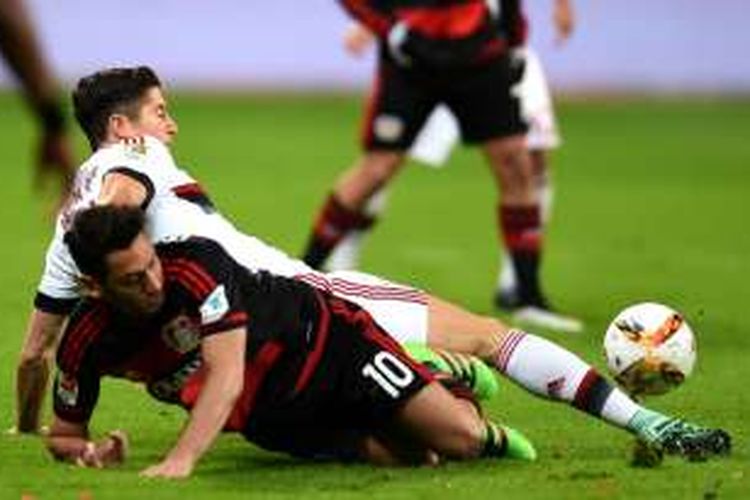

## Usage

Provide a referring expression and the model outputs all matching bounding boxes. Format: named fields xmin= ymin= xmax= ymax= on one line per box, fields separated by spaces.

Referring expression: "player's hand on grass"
xmin=140 ymin=456 xmax=193 ymax=479
xmin=75 ymin=430 xmax=129 ymax=468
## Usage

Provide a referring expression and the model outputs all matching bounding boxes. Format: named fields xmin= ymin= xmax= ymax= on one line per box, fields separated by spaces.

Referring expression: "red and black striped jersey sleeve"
xmin=53 ymin=302 xmax=109 ymax=422
xmin=341 ymin=0 xmax=496 ymax=41
xmin=340 ymin=0 xmax=507 ymax=66
xmin=159 ymin=239 xmax=248 ymax=337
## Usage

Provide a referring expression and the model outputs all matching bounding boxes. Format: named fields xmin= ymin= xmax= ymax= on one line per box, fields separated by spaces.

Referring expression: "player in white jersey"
xmin=43 ymin=134 xmax=431 ymax=350
xmin=329 ymin=1 xmax=579 ymax=333
xmin=13 ymin=67 xmax=732 ymax=466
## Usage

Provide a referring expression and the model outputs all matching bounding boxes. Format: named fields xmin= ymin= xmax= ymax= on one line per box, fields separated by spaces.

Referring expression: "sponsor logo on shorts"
xmin=374 ymin=114 xmax=404 ymax=142
xmin=57 ymin=373 xmax=79 ymax=406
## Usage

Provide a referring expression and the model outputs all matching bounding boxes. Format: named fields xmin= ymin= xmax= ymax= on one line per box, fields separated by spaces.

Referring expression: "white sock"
xmin=497 ymin=250 xmax=516 ymax=291
xmin=494 ymin=330 xmax=648 ymax=432
xmin=327 ymin=230 xmax=364 ymax=271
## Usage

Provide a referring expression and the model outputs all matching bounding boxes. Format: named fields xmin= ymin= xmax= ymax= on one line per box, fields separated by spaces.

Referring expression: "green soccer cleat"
xmin=404 ymin=343 xmax=499 ymax=401
xmin=632 ymin=412 xmax=731 ymax=462
xmin=482 ymin=421 xmax=537 ymax=461
xmin=501 ymin=425 xmax=538 ymax=461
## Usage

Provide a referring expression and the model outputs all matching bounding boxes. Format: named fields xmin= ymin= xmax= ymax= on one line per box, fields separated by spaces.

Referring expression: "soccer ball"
xmin=603 ymin=302 xmax=696 ymax=396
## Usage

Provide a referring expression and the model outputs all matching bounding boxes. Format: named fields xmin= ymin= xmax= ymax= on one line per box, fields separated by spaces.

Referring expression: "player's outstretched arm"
xmin=0 ymin=0 xmax=75 ymax=194
xmin=141 ymin=327 xmax=246 ymax=479
xmin=46 ymin=416 xmax=128 ymax=468
xmin=15 ymin=308 xmax=66 ymax=433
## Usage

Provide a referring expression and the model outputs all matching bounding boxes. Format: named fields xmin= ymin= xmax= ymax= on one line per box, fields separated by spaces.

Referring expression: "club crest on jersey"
xmin=162 ymin=315 xmax=201 ymax=353
xmin=56 ymin=373 xmax=79 ymax=406
xmin=374 ymin=114 xmax=404 ymax=142
xmin=123 ymin=137 xmax=148 ymax=159
xmin=200 ymin=285 xmax=229 ymax=325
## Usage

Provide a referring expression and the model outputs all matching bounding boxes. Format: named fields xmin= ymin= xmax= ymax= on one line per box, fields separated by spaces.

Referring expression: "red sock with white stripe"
xmin=302 ymin=193 xmax=374 ymax=270
xmin=493 ymin=330 xmax=645 ymax=430
xmin=498 ymin=204 xmax=544 ymax=305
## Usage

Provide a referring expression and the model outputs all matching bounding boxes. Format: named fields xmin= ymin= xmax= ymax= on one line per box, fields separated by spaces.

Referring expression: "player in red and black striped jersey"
xmin=302 ymin=0 xmax=560 ymax=325
xmin=47 ymin=205 xmax=537 ymax=478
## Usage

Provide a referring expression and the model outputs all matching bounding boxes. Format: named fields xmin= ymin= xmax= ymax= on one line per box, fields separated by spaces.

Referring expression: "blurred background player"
xmin=301 ymin=0 xmax=581 ymax=332
xmin=0 ymin=0 xmax=75 ymax=198
xmin=329 ymin=0 xmax=575 ymax=326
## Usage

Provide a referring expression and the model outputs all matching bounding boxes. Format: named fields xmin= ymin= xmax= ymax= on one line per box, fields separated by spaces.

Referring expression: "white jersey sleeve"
xmin=35 ymin=136 xmax=311 ymax=313
xmin=516 ymin=47 xmax=561 ymax=150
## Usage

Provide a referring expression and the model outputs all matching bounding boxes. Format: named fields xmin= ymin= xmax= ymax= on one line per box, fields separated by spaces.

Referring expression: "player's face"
xmin=131 ymin=87 xmax=178 ymax=144
xmin=101 ymin=233 xmax=165 ymax=316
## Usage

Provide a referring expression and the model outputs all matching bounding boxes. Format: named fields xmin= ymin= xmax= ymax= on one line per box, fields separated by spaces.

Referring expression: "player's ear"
xmin=108 ymin=113 xmax=134 ymax=141
xmin=78 ymin=274 xmax=103 ymax=299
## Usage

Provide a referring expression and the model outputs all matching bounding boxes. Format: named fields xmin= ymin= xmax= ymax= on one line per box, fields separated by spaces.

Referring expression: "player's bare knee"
xmin=460 ymin=316 xmax=508 ymax=360
xmin=18 ymin=344 xmax=52 ymax=368
xmin=359 ymin=153 xmax=403 ymax=186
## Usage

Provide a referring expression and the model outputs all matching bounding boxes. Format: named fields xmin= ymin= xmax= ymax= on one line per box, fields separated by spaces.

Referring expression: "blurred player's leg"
xmin=326 ymin=188 xmax=389 ymax=271
xmin=492 ymin=48 xmax=580 ymax=332
xmin=326 ymin=106 xmax=459 ymax=272
xmin=302 ymin=54 xmax=436 ymax=270
xmin=483 ymin=136 xmax=546 ymax=303
xmin=302 ymin=151 xmax=404 ymax=269
xmin=496 ymin=48 xmax=560 ymax=307
xmin=496 ymin=150 xmax=554 ymax=307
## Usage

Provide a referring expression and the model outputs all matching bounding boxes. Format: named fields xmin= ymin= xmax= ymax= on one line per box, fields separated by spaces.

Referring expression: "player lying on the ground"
xmin=19 ymin=67 xmax=730 ymax=465
xmin=46 ymin=205 xmax=537 ymax=478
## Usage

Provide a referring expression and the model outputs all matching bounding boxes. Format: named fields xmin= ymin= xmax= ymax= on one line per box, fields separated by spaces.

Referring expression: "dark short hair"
xmin=64 ymin=205 xmax=146 ymax=280
xmin=72 ymin=66 xmax=161 ymax=150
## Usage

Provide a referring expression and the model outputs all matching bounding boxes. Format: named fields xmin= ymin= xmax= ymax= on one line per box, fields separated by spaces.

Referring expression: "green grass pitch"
xmin=0 ymin=91 xmax=748 ymax=498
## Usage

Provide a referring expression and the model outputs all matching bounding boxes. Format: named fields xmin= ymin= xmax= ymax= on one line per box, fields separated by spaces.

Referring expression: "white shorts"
xmin=295 ymin=270 xmax=429 ymax=345
xmin=210 ymin=227 xmax=429 ymax=344
xmin=408 ymin=46 xmax=560 ymax=167
xmin=517 ymin=47 xmax=561 ymax=150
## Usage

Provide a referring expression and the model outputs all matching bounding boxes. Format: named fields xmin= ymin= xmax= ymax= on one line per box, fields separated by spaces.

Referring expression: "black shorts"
xmin=361 ymin=53 xmax=527 ymax=150
xmin=243 ymin=292 xmax=434 ymax=460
